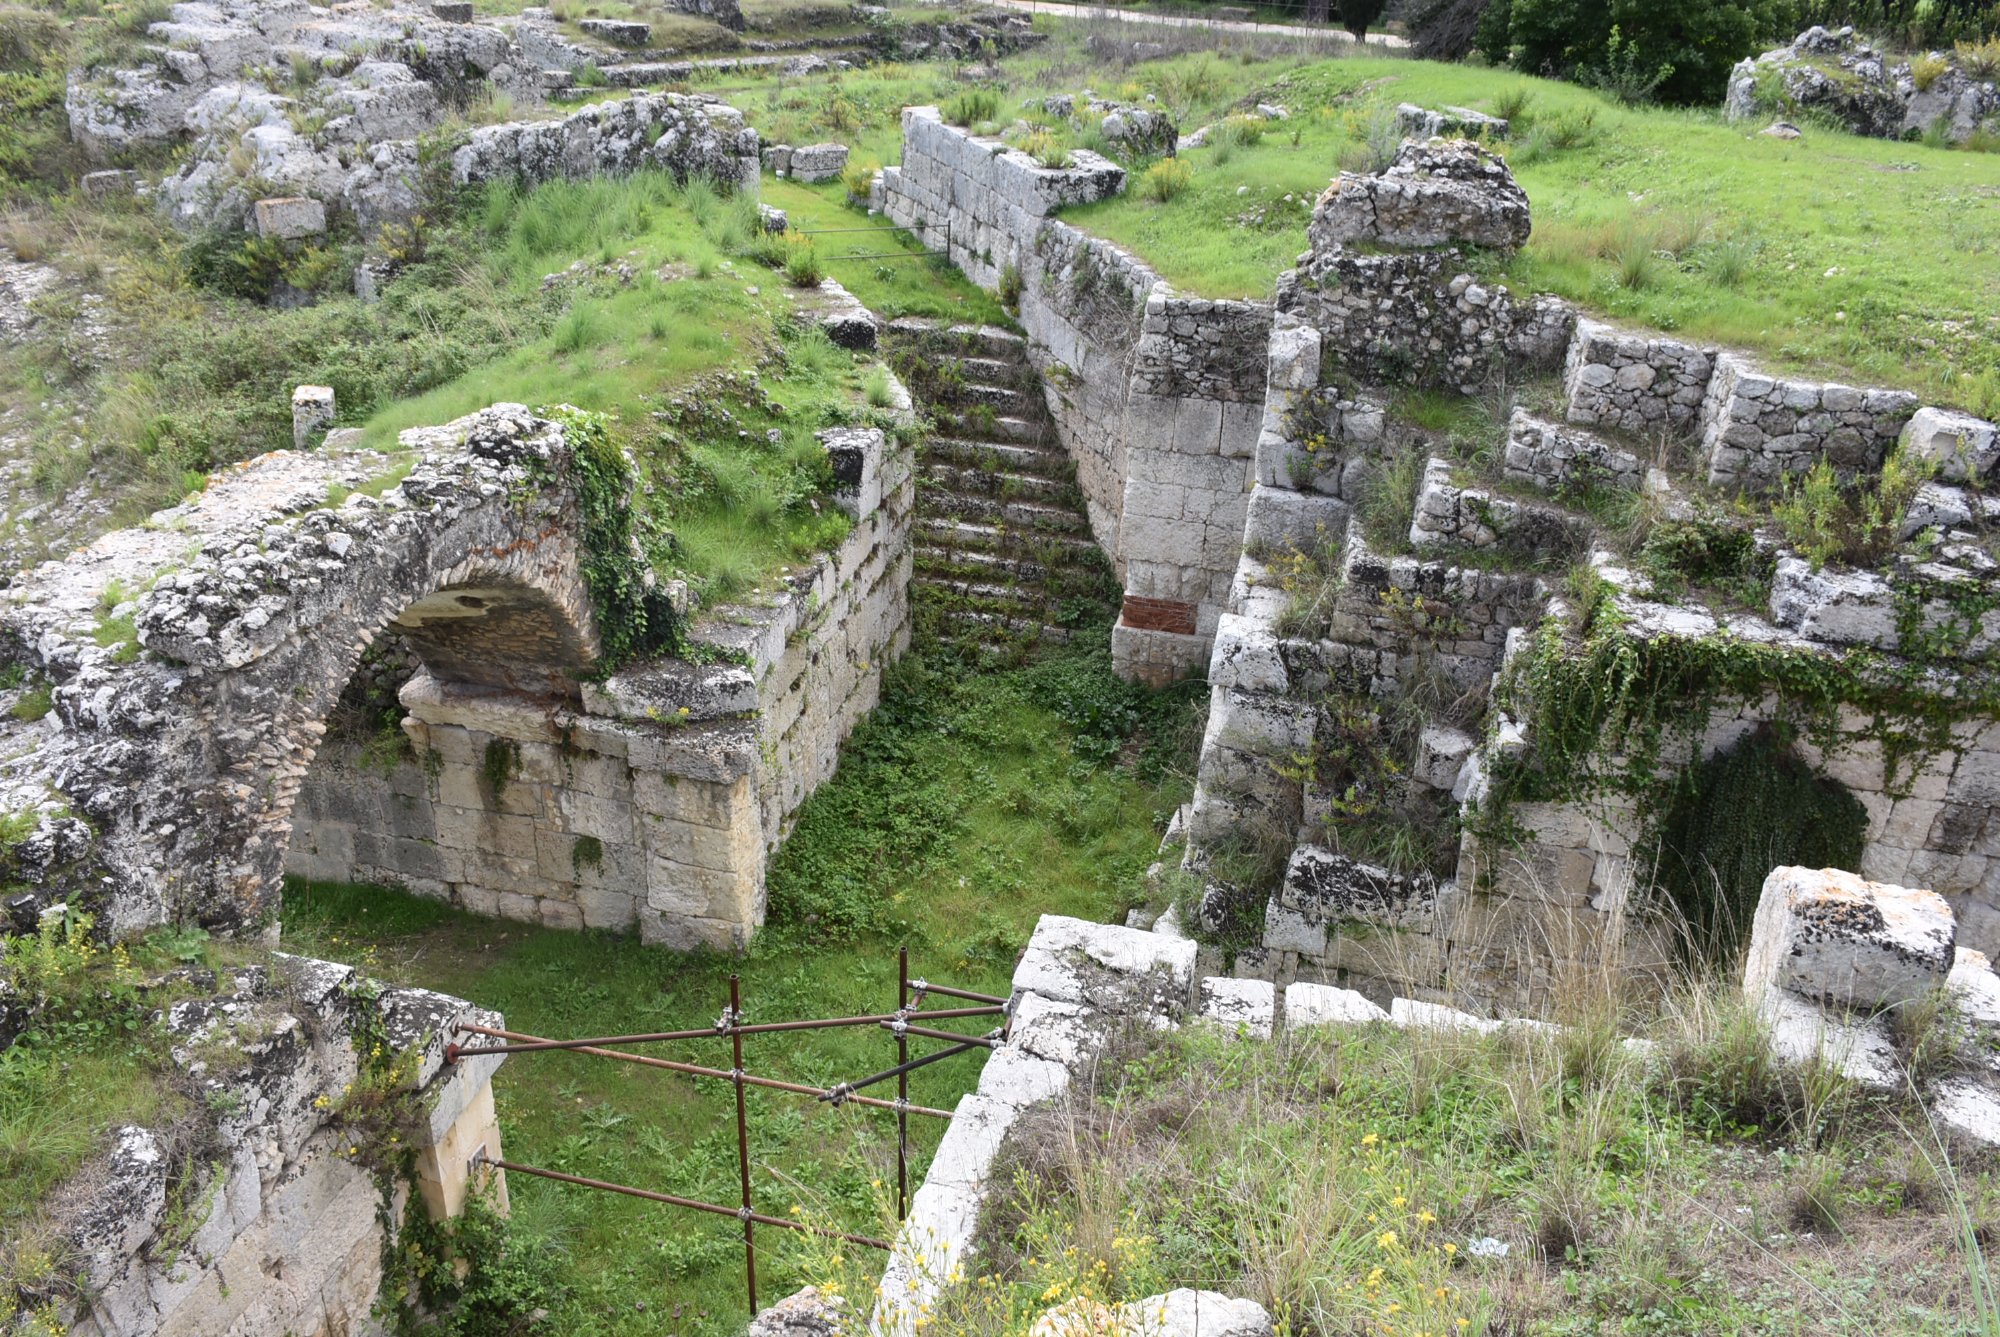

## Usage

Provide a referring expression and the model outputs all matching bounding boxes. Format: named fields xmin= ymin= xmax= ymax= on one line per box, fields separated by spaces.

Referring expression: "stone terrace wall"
xmin=881 ymin=108 xmax=1270 ymax=683
xmin=288 ymin=423 xmax=914 ymax=950
xmin=48 ymin=954 xmax=505 ymax=1337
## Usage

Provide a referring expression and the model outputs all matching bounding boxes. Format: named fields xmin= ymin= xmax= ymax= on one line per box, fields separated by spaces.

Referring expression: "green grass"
xmin=0 ymin=919 xmax=264 ymax=1250
xmin=889 ymin=1000 xmax=2000 ymax=1336
xmin=278 ymin=639 xmax=1203 ymax=1335
xmin=1047 ymin=54 xmax=2000 ymax=415
xmin=761 ymin=178 xmax=1014 ymax=326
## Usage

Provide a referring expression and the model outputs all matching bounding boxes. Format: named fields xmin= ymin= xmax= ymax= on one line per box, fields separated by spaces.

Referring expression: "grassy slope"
xmin=1058 ymin=55 xmax=2000 ymax=415
xmin=280 ymin=644 xmax=1202 ymax=1335
xmin=909 ymin=1015 xmax=2000 ymax=1337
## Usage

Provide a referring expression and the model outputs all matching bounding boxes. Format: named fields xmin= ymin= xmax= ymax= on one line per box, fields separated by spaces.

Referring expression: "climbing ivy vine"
xmin=1490 ymin=571 xmax=2000 ymax=824
xmin=532 ymin=404 xmax=680 ymax=671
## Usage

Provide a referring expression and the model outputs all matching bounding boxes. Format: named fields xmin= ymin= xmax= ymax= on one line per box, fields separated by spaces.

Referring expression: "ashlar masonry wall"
xmin=880 ymin=108 xmax=1271 ymax=684
xmin=288 ymin=423 xmax=914 ymax=949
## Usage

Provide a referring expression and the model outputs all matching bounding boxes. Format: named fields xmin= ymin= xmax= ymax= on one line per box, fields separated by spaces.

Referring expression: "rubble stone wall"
xmin=288 ymin=425 xmax=914 ymax=950
xmin=880 ymin=108 xmax=1268 ymax=684
xmin=1698 ymin=352 xmax=1919 ymax=490
xmin=1561 ymin=317 xmax=1715 ymax=439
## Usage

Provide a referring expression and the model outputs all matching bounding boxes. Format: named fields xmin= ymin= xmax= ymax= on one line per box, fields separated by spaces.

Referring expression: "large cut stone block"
xmin=1744 ymin=866 xmax=1955 ymax=1011
xmin=255 ymin=196 xmax=327 ymax=241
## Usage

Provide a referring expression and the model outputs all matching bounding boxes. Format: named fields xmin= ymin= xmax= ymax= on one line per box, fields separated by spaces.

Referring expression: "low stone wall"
xmin=1502 ymin=408 xmax=1645 ymax=492
xmin=287 ymin=422 xmax=914 ymax=949
xmin=1698 ymin=352 xmax=1919 ymax=490
xmin=48 ymin=954 xmax=504 ymax=1337
xmin=1409 ymin=456 xmax=1594 ymax=563
xmin=880 ymin=108 xmax=1269 ymax=684
xmin=1561 ymin=317 xmax=1715 ymax=439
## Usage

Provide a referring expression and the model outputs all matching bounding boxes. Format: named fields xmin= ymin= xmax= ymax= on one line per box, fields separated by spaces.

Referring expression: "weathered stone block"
xmin=1901 ymin=406 xmax=2000 ymax=484
xmin=1308 ymin=139 xmax=1530 ymax=254
xmin=788 ymin=142 xmax=849 ymax=184
xmin=1744 ymin=866 xmax=1955 ymax=1011
xmin=1283 ymin=981 xmax=1388 ymax=1027
xmin=1196 ymin=975 xmax=1274 ymax=1037
xmin=254 ymin=196 xmax=327 ymax=241
xmin=292 ymin=384 xmax=335 ymax=451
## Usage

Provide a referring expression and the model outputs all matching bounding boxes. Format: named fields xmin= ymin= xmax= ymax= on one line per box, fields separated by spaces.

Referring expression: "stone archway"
xmin=3 ymin=405 xmax=601 ymax=937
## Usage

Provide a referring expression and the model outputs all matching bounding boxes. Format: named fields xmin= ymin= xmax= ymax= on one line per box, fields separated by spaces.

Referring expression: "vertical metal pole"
xmin=731 ymin=974 xmax=757 ymax=1315
xmin=896 ymin=946 xmax=910 ymax=1222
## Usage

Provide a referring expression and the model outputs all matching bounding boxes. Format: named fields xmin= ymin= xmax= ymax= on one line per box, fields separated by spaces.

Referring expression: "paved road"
xmin=983 ymin=0 xmax=1409 ymax=46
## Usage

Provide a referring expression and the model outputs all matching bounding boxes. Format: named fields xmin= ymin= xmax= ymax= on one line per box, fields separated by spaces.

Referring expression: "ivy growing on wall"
xmin=533 ymin=404 xmax=681 ymax=671
xmin=1651 ymin=728 xmax=1867 ymax=964
xmin=1494 ymin=571 xmax=2000 ymax=824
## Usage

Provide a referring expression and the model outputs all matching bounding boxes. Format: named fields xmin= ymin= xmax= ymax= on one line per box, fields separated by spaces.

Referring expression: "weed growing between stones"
xmin=1773 ymin=443 xmax=1935 ymax=570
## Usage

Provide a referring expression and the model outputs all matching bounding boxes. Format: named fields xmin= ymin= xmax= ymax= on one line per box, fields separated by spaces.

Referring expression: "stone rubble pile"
xmin=1306 ymin=138 xmax=1532 ymax=254
xmin=1725 ymin=25 xmax=2000 ymax=144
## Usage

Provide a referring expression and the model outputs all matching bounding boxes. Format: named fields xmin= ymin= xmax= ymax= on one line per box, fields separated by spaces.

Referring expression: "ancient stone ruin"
xmin=1725 ymin=25 xmax=2000 ymax=143
xmin=8 ymin=8 xmax=2000 ymax=1328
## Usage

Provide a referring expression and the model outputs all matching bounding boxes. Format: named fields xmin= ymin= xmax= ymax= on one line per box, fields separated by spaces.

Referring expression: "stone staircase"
xmin=883 ymin=318 xmax=1114 ymax=661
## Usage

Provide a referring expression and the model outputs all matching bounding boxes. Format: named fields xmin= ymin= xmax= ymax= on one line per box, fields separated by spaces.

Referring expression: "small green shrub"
xmin=1774 ymin=445 xmax=1933 ymax=569
xmin=1637 ymin=515 xmax=1772 ymax=603
xmin=574 ymin=62 xmax=608 ymax=88
xmin=1139 ymin=157 xmax=1193 ymax=203
xmin=839 ymin=157 xmax=877 ymax=204
xmin=781 ymin=233 xmax=823 ymax=287
xmin=1213 ymin=113 xmax=1266 ymax=150
xmin=1612 ymin=232 xmax=1660 ymax=290
xmin=996 ymin=262 xmax=1022 ymax=309
xmin=1019 ymin=129 xmax=1070 ymax=169
xmin=1957 ymin=37 xmax=2000 ymax=79
xmin=1546 ymin=106 xmax=1599 ymax=151
xmin=1702 ymin=234 xmax=1758 ymax=288
xmin=1912 ymin=52 xmax=1951 ymax=92
xmin=943 ymin=89 xmax=998 ymax=127
xmin=863 ymin=364 xmax=893 ymax=408
xmin=1488 ymin=85 xmax=1536 ymax=124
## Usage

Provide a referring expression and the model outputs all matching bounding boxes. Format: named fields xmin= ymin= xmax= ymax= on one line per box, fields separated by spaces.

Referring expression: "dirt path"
xmin=981 ymin=0 xmax=1410 ymax=46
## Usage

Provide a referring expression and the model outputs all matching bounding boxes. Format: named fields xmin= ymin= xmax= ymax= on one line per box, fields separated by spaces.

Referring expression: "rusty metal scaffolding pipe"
xmin=444 ymin=1005 xmax=1005 ymax=1060
xmin=481 ymin=1157 xmax=891 ymax=1250
xmin=448 ymin=1023 xmax=957 ymax=1118
xmin=908 ymin=980 xmax=1009 ymax=1006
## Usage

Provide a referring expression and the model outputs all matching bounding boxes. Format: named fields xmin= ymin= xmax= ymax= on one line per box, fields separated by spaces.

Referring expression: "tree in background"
xmin=1473 ymin=0 xmax=1791 ymax=106
xmin=1409 ymin=0 xmax=1491 ymax=60
xmin=1336 ymin=0 xmax=1387 ymax=41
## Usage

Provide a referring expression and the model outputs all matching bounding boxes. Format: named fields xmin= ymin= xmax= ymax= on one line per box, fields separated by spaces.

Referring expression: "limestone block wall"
xmin=50 ymin=955 xmax=505 ymax=1337
xmin=880 ymin=108 xmax=1269 ymax=683
xmin=873 ymin=915 xmax=1199 ymax=1336
xmin=287 ymin=425 xmax=914 ymax=950
xmin=1561 ymin=317 xmax=1715 ymax=438
xmin=1698 ymin=352 xmax=1919 ymax=490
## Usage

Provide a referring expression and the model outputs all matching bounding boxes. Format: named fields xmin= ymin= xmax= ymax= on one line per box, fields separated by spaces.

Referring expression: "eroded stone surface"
xmin=1307 ymin=139 xmax=1531 ymax=254
xmin=1744 ymin=866 xmax=1955 ymax=1011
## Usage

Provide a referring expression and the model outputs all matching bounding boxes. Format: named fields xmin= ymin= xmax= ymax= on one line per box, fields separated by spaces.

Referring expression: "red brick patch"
xmin=1119 ymin=596 xmax=1198 ymax=635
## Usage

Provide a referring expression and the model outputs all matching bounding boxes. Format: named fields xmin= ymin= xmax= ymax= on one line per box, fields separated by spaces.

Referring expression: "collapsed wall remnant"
xmin=33 ymin=955 xmax=506 ymax=1337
